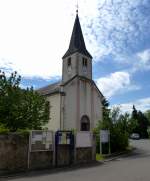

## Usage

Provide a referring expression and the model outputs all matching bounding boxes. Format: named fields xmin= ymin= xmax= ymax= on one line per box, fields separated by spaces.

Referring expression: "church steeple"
xmin=62 ymin=13 xmax=93 ymax=83
xmin=62 ymin=14 xmax=92 ymax=59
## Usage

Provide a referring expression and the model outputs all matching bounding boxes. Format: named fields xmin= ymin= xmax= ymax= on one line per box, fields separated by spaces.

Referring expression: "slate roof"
xmin=62 ymin=14 xmax=92 ymax=59
xmin=37 ymin=82 xmax=61 ymax=96
xmin=37 ymin=76 xmax=103 ymax=99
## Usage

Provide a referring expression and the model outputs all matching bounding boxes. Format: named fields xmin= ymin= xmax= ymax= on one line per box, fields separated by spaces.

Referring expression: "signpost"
xmin=28 ymin=130 xmax=53 ymax=169
xmin=30 ymin=130 xmax=53 ymax=151
xmin=100 ymin=130 xmax=110 ymax=155
xmin=76 ymin=132 xmax=92 ymax=148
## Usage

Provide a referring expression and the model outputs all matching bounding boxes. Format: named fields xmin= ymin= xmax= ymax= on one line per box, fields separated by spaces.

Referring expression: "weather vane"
xmin=76 ymin=0 xmax=79 ymax=14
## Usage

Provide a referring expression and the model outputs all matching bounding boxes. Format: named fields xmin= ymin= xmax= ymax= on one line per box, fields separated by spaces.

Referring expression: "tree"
xmin=145 ymin=110 xmax=150 ymax=138
xmin=132 ymin=105 xmax=138 ymax=120
xmin=137 ymin=111 xmax=149 ymax=138
xmin=101 ymin=97 xmax=112 ymax=128
xmin=94 ymin=101 xmax=129 ymax=153
xmin=109 ymin=107 xmax=129 ymax=152
xmin=145 ymin=110 xmax=150 ymax=123
xmin=129 ymin=105 xmax=149 ymax=138
xmin=0 ymin=71 xmax=50 ymax=132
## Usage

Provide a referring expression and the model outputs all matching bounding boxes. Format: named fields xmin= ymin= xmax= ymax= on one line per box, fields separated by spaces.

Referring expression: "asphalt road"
xmin=3 ymin=139 xmax=150 ymax=181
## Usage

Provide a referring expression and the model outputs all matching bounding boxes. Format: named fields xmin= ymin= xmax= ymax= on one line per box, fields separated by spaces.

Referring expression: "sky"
xmin=0 ymin=0 xmax=150 ymax=113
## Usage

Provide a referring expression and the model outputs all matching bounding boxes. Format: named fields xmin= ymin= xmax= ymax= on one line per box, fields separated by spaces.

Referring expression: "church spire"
xmin=62 ymin=13 xmax=92 ymax=59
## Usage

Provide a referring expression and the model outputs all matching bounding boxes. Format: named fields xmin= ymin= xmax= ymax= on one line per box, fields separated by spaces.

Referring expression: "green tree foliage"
xmin=94 ymin=98 xmax=129 ymax=153
xmin=94 ymin=97 xmax=111 ymax=153
xmin=130 ymin=105 xmax=149 ymax=138
xmin=109 ymin=107 xmax=129 ymax=153
xmin=0 ymin=71 xmax=50 ymax=132
xmin=145 ymin=110 xmax=150 ymax=123
xmin=145 ymin=110 xmax=150 ymax=138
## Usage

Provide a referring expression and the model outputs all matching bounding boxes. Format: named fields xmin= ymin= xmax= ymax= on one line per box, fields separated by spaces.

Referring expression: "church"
xmin=38 ymin=12 xmax=104 ymax=131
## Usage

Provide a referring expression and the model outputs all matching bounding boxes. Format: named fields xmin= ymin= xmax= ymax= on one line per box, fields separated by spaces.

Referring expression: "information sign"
xmin=76 ymin=132 xmax=92 ymax=148
xmin=100 ymin=130 xmax=109 ymax=143
xmin=30 ymin=130 xmax=53 ymax=151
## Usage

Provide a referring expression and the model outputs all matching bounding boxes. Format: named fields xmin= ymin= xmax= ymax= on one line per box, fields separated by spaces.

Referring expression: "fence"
xmin=0 ymin=131 xmax=96 ymax=175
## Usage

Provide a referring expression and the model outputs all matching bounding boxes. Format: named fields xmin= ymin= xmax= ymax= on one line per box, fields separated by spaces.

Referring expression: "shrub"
xmin=95 ymin=106 xmax=129 ymax=154
xmin=0 ymin=124 xmax=9 ymax=134
xmin=110 ymin=126 xmax=129 ymax=152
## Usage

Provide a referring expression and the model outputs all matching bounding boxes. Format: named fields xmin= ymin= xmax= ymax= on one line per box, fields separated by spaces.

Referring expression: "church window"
xmin=67 ymin=57 xmax=71 ymax=67
xmin=82 ymin=58 xmax=87 ymax=67
xmin=80 ymin=115 xmax=90 ymax=131
xmin=82 ymin=58 xmax=87 ymax=74
xmin=67 ymin=57 xmax=72 ymax=74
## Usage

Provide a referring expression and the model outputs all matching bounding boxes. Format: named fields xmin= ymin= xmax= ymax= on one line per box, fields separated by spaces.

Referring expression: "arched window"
xmin=82 ymin=58 xmax=87 ymax=67
xmin=67 ymin=57 xmax=72 ymax=73
xmin=82 ymin=58 xmax=87 ymax=74
xmin=67 ymin=57 xmax=71 ymax=67
xmin=80 ymin=115 xmax=90 ymax=131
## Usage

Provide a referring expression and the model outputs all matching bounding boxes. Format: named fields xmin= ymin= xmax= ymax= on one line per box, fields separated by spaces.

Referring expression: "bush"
xmin=94 ymin=107 xmax=129 ymax=154
xmin=110 ymin=126 xmax=129 ymax=152
xmin=147 ymin=128 xmax=150 ymax=138
xmin=94 ymin=126 xmax=129 ymax=154
xmin=0 ymin=124 xmax=9 ymax=134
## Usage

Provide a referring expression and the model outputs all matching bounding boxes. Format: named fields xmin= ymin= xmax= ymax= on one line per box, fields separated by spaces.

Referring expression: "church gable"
xmin=38 ymin=11 xmax=103 ymax=131
xmin=62 ymin=75 xmax=103 ymax=131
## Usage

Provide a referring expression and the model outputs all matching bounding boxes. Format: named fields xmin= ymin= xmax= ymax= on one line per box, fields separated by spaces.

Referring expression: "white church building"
xmin=38 ymin=13 xmax=104 ymax=131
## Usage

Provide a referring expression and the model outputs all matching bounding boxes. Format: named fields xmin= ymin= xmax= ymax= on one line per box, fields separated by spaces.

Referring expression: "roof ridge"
xmin=37 ymin=81 xmax=61 ymax=90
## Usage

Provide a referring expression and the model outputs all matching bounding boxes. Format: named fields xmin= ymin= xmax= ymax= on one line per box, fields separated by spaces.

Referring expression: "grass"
xmin=96 ymin=153 xmax=104 ymax=161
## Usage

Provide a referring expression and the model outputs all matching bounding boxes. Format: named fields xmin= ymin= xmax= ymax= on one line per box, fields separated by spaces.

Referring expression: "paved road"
xmin=3 ymin=139 xmax=150 ymax=181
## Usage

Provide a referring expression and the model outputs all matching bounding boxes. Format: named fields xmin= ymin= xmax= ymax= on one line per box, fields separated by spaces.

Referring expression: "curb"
xmin=0 ymin=149 xmax=135 ymax=179
xmin=0 ymin=161 xmax=101 ymax=179
xmin=101 ymin=147 xmax=135 ymax=163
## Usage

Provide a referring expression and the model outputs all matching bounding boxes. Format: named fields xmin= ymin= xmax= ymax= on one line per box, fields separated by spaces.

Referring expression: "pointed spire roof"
xmin=63 ymin=14 xmax=92 ymax=59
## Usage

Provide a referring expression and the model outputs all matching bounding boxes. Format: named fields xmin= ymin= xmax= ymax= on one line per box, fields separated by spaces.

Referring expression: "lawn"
xmin=96 ymin=153 xmax=104 ymax=161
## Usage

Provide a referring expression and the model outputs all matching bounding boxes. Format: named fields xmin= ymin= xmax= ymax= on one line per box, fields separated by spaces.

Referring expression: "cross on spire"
xmin=76 ymin=0 xmax=78 ymax=14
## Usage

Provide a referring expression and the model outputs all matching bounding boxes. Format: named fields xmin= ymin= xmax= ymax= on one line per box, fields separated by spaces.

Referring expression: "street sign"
xmin=100 ymin=130 xmax=109 ymax=143
xmin=100 ymin=130 xmax=111 ymax=155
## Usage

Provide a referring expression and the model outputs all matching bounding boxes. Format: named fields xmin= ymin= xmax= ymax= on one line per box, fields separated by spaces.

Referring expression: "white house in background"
xmin=38 ymin=12 xmax=104 ymax=131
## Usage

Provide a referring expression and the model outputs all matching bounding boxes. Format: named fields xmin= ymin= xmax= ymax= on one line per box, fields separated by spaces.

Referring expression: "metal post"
xmin=74 ymin=132 xmax=77 ymax=164
xmin=27 ymin=131 xmax=31 ymax=169
xmin=108 ymin=131 xmax=111 ymax=155
xmin=52 ymin=131 xmax=55 ymax=166
xmin=100 ymin=131 xmax=102 ymax=155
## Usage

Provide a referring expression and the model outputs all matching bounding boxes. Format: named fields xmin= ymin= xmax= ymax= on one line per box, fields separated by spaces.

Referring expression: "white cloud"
xmin=82 ymin=0 xmax=150 ymax=62
xmin=0 ymin=0 xmax=78 ymax=78
xmin=0 ymin=0 xmax=103 ymax=78
xmin=96 ymin=71 xmax=140 ymax=98
xmin=114 ymin=97 xmax=150 ymax=113
xmin=0 ymin=0 xmax=149 ymax=79
xmin=136 ymin=49 xmax=150 ymax=70
xmin=137 ymin=49 xmax=150 ymax=63
xmin=128 ymin=49 xmax=150 ymax=73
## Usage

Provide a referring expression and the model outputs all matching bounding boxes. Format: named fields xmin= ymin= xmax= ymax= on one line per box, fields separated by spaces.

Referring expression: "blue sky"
xmin=0 ymin=0 xmax=150 ymax=113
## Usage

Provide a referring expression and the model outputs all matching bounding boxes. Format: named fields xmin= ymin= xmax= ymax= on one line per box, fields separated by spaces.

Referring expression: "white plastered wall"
xmin=92 ymin=87 xmax=103 ymax=128
xmin=63 ymin=78 xmax=78 ymax=130
xmin=79 ymin=79 xmax=92 ymax=129
xmin=62 ymin=53 xmax=78 ymax=83
xmin=45 ymin=93 xmax=61 ymax=131
xmin=63 ymin=77 xmax=103 ymax=131
xmin=78 ymin=80 xmax=102 ymax=130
